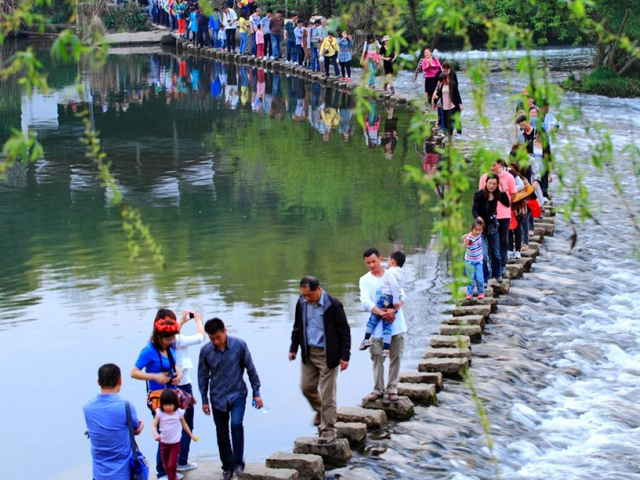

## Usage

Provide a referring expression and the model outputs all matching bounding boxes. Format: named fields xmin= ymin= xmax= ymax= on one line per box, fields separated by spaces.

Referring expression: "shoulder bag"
xmin=146 ymin=348 xmax=196 ymax=412
xmin=125 ymin=401 xmax=149 ymax=480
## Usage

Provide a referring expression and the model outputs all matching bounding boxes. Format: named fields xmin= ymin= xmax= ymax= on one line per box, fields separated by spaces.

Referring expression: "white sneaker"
xmin=177 ymin=462 xmax=198 ymax=472
xmin=455 ymin=133 xmax=462 ymax=140
xmin=158 ymin=474 xmax=184 ymax=480
xmin=515 ymin=251 xmax=522 ymax=259
xmin=507 ymin=251 xmax=515 ymax=259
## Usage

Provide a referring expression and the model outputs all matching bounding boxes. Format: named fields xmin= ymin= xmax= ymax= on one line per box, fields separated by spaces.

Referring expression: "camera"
xmin=189 ymin=312 xmax=195 ymax=319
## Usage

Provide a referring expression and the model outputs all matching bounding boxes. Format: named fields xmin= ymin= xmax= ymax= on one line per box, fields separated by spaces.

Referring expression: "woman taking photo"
xmin=132 ymin=316 xmax=182 ymax=479
xmin=472 ymin=174 xmax=510 ymax=282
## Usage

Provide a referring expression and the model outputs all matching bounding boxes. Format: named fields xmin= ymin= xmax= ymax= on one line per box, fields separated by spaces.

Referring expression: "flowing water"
xmin=1 ymin=43 xmax=639 ymax=480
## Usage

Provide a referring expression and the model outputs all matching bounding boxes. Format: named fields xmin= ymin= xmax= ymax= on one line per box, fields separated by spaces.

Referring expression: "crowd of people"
xmin=83 ymin=249 xmax=408 ymax=480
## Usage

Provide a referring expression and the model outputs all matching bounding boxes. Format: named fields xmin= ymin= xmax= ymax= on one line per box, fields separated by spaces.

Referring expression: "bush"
xmin=563 ymin=68 xmax=640 ymax=98
xmin=103 ymin=3 xmax=149 ymax=32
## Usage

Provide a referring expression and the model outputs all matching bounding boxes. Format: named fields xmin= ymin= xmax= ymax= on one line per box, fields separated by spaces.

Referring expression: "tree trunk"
xmin=407 ymin=0 xmax=423 ymax=43
xmin=608 ymin=7 xmax=630 ymax=70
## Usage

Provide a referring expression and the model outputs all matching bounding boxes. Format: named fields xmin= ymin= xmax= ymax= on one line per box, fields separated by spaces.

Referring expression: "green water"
xmin=0 ymin=47 xmax=440 ymax=479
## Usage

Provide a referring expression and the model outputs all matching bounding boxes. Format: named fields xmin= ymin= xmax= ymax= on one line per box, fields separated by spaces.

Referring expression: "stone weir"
xmin=173 ymin=34 xmax=414 ymax=106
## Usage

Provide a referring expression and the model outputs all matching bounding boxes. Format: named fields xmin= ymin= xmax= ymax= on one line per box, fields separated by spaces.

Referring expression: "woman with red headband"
xmin=132 ymin=313 xmax=183 ymax=480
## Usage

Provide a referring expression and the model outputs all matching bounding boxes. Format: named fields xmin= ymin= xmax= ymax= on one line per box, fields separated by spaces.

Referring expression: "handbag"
xmin=126 ymin=402 xmax=149 ymax=480
xmin=513 ymin=173 xmax=535 ymax=203
xmin=146 ymin=348 xmax=196 ymax=412
xmin=528 ymin=199 xmax=542 ymax=218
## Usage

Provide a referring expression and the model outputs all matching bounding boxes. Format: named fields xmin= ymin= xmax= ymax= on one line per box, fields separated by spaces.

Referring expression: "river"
xmin=1 ymin=43 xmax=639 ymax=480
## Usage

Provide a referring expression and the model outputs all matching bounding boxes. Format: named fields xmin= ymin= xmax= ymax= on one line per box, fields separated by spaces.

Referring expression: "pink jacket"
xmin=256 ymin=29 xmax=264 ymax=44
xmin=421 ymin=57 xmax=441 ymax=78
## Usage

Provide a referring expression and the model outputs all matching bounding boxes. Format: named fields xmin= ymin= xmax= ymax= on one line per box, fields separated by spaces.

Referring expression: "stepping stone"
xmin=452 ymin=304 xmax=492 ymax=318
xmin=488 ymin=277 xmax=510 ymax=295
xmin=529 ymin=234 xmax=543 ymax=244
xmin=335 ymin=422 xmax=367 ymax=445
xmin=424 ymin=346 xmax=471 ymax=359
xmin=443 ymin=314 xmax=485 ymax=329
xmin=397 ymin=382 xmax=437 ymax=405
xmin=337 ymin=406 xmax=387 ymax=428
xmin=399 ymin=371 xmax=444 ymax=392
xmin=528 ymin=241 xmax=541 ymax=252
xmin=536 ymin=221 xmax=556 ymax=236
xmin=293 ymin=437 xmax=351 ymax=468
xmin=533 ymin=227 xmax=546 ymax=237
xmin=439 ymin=325 xmax=482 ymax=343
xmin=507 ymin=256 xmax=534 ymax=271
xmin=520 ymin=248 xmax=539 ymax=261
xmin=361 ymin=395 xmax=415 ymax=420
xmin=266 ymin=452 xmax=324 ymax=480
xmin=505 ymin=263 xmax=524 ymax=279
xmin=244 ymin=464 xmax=300 ymax=480
xmin=430 ymin=335 xmax=470 ymax=349
xmin=418 ymin=357 xmax=470 ymax=377
xmin=459 ymin=296 xmax=497 ymax=312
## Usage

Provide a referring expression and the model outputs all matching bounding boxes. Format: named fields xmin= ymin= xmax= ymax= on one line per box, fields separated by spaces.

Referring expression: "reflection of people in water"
xmin=364 ymin=101 xmax=381 ymax=148
xmin=339 ymin=93 xmax=354 ymax=142
xmin=380 ymin=105 xmax=398 ymax=159
xmin=417 ymin=137 xmax=446 ymax=200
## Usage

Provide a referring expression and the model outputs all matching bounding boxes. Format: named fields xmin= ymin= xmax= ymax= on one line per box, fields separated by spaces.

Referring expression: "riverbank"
xmin=562 ymin=67 xmax=640 ymax=98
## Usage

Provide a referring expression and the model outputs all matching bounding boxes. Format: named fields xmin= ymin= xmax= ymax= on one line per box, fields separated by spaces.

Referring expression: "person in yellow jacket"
xmin=320 ymin=32 xmax=340 ymax=77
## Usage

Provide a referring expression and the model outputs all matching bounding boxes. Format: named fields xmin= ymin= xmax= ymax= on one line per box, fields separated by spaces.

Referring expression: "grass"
xmin=563 ymin=68 xmax=640 ymax=98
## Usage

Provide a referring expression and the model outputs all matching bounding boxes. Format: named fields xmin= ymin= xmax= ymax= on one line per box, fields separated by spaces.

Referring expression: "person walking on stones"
xmin=222 ymin=5 xmax=238 ymax=53
xmin=84 ymin=364 xmax=144 ymax=480
xmin=359 ymin=248 xmax=407 ymax=402
xmin=198 ymin=318 xmax=263 ymax=480
xmin=289 ymin=276 xmax=351 ymax=444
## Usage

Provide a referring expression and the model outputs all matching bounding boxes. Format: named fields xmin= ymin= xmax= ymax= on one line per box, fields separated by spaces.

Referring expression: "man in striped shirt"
xmin=464 ymin=219 xmax=485 ymax=299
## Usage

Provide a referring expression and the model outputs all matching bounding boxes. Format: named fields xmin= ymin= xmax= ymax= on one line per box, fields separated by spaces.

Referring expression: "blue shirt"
xmin=134 ymin=342 xmax=177 ymax=391
xmin=83 ymin=394 xmax=140 ymax=480
xmin=302 ymin=290 xmax=326 ymax=348
xmin=198 ymin=336 xmax=261 ymax=412
xmin=261 ymin=16 xmax=271 ymax=34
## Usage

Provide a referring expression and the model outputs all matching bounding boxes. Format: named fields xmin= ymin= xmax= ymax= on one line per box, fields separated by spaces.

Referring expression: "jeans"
xmin=212 ymin=396 xmax=246 ymax=473
xmin=239 ymin=32 xmax=247 ymax=53
xmin=324 ymin=54 xmax=339 ymax=76
xmin=310 ymin=47 xmax=319 ymax=71
xmin=339 ymin=60 xmax=351 ymax=78
xmin=521 ymin=210 xmax=531 ymax=244
xmin=286 ymin=40 xmax=296 ymax=62
xmin=509 ymin=215 xmax=523 ymax=252
xmin=271 ymin=34 xmax=282 ymax=58
xmin=250 ymin=33 xmax=257 ymax=55
xmin=212 ymin=28 xmax=220 ymax=47
xmin=498 ymin=218 xmax=510 ymax=275
xmin=178 ymin=384 xmax=195 ymax=466
xmin=466 ymin=260 xmax=484 ymax=296
xmin=365 ymin=294 xmax=394 ymax=347
xmin=367 ymin=58 xmax=377 ymax=86
xmin=226 ymin=29 xmax=236 ymax=52
xmin=485 ymin=231 xmax=501 ymax=279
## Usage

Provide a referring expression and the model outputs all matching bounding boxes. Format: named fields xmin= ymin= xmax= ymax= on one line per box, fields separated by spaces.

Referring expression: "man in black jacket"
xmin=289 ymin=276 xmax=351 ymax=444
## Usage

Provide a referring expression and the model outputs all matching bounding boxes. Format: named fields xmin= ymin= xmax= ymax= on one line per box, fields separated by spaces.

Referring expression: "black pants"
xmin=197 ymin=26 xmax=211 ymax=48
xmin=297 ymin=45 xmax=305 ymax=65
xmin=226 ymin=29 xmax=236 ymax=52
xmin=178 ymin=384 xmax=195 ymax=466
xmin=264 ymin=33 xmax=272 ymax=57
xmin=509 ymin=215 xmax=522 ymax=251
xmin=324 ymin=54 xmax=339 ymax=76
xmin=212 ymin=397 xmax=246 ymax=473
xmin=443 ymin=107 xmax=462 ymax=136
xmin=340 ymin=60 xmax=351 ymax=78
xmin=497 ymin=218 xmax=510 ymax=277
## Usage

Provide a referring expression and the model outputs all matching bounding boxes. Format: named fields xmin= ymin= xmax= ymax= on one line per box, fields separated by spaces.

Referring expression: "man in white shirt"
xmin=222 ymin=6 xmax=238 ymax=53
xmin=359 ymin=247 xmax=407 ymax=402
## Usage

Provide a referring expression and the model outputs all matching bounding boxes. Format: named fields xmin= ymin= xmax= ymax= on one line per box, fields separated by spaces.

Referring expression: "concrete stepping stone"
xmin=430 ymin=335 xmax=470 ymax=349
xmin=266 ymin=452 xmax=324 ymax=480
xmin=293 ymin=437 xmax=351 ymax=468
xmin=337 ymin=406 xmax=387 ymax=428
xmin=244 ymin=465 xmax=300 ymax=480
xmin=335 ymin=422 xmax=367 ymax=444
xmin=439 ymin=324 xmax=482 ymax=343
xmin=528 ymin=241 xmax=541 ymax=252
xmin=443 ymin=314 xmax=485 ymax=329
xmin=424 ymin=346 xmax=471 ymax=359
xmin=529 ymin=234 xmax=543 ymax=244
xmin=488 ymin=277 xmax=510 ymax=295
xmin=397 ymin=382 xmax=437 ymax=405
xmin=452 ymin=304 xmax=492 ymax=318
xmin=536 ymin=221 xmax=556 ymax=236
xmin=520 ymin=248 xmax=539 ymax=260
xmin=418 ymin=357 xmax=470 ymax=377
xmin=361 ymin=395 xmax=415 ymax=420
xmin=508 ymin=256 xmax=534 ymax=271
xmin=399 ymin=371 xmax=444 ymax=392
xmin=505 ymin=263 xmax=524 ymax=279
xmin=458 ymin=296 xmax=497 ymax=312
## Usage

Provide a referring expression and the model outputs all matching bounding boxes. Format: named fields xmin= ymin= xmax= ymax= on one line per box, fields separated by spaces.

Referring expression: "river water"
xmin=1 ymin=44 xmax=639 ymax=480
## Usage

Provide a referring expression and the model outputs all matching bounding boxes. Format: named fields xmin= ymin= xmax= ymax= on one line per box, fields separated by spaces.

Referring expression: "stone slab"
xmin=459 ymin=296 xmax=497 ymax=312
xmin=399 ymin=371 xmax=444 ymax=392
xmin=337 ymin=406 xmax=387 ymax=428
xmin=507 ymin=256 xmax=534 ymax=271
xmin=397 ymin=382 xmax=437 ymax=405
xmin=243 ymin=465 xmax=300 ymax=480
xmin=520 ymin=248 xmax=539 ymax=260
xmin=335 ymin=422 xmax=368 ymax=444
xmin=505 ymin=263 xmax=524 ymax=279
xmin=266 ymin=452 xmax=324 ymax=480
xmin=529 ymin=234 xmax=544 ymax=244
xmin=439 ymin=324 xmax=482 ymax=343
xmin=443 ymin=314 xmax=485 ymax=329
xmin=150 ymin=462 xmax=297 ymax=480
xmin=424 ymin=346 xmax=471 ymax=359
xmin=418 ymin=357 xmax=470 ymax=377
xmin=451 ymin=304 xmax=492 ymax=318
xmin=293 ymin=437 xmax=351 ymax=468
xmin=536 ymin=221 xmax=556 ymax=236
xmin=430 ymin=335 xmax=470 ymax=349
xmin=361 ymin=395 xmax=415 ymax=420
xmin=488 ymin=277 xmax=511 ymax=295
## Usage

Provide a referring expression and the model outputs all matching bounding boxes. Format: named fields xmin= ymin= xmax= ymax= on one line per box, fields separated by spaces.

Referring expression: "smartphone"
xmin=189 ymin=312 xmax=195 ymax=319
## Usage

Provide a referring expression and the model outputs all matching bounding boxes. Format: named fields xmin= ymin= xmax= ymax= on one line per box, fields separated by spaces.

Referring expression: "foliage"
xmin=563 ymin=67 xmax=640 ymax=97
xmin=102 ymin=3 xmax=150 ymax=32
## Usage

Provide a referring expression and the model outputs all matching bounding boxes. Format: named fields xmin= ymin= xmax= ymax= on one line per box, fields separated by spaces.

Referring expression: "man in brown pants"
xmin=289 ymin=276 xmax=351 ymax=443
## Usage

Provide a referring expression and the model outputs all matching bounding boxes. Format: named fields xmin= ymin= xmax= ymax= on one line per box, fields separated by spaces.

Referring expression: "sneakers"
xmin=339 ymin=77 xmax=346 ymax=81
xmin=159 ymin=474 xmax=184 ymax=480
xmin=382 ymin=349 xmax=390 ymax=357
xmin=465 ymin=293 xmax=473 ymax=300
xmin=507 ymin=251 xmax=515 ymax=259
xmin=478 ymin=293 xmax=485 ymax=299
xmin=359 ymin=339 xmax=371 ymax=351
xmin=318 ymin=430 xmax=336 ymax=444
xmin=514 ymin=251 xmax=522 ymax=259
xmin=366 ymin=391 xmax=382 ymax=401
xmin=220 ymin=471 xmax=233 ymax=480
xmin=177 ymin=462 xmax=198 ymax=472
xmin=234 ymin=464 xmax=245 ymax=478
xmin=455 ymin=133 xmax=463 ymax=140
xmin=347 ymin=78 xmax=352 ymax=83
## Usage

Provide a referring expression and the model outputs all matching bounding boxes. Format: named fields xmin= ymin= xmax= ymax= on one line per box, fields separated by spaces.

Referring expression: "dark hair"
xmin=471 ymin=218 xmax=485 ymax=230
xmin=241 ymin=11 xmax=247 ymax=18
xmin=483 ymin=174 xmax=500 ymax=197
xmin=328 ymin=31 xmax=335 ymax=36
xmin=297 ymin=19 xmax=303 ymax=24
xmin=442 ymin=61 xmax=451 ymax=69
xmin=214 ymin=7 xmax=219 ymax=11
xmin=494 ymin=159 xmax=508 ymax=168
xmin=155 ymin=308 xmax=177 ymax=322
xmin=291 ymin=12 xmax=298 ymax=17
xmin=267 ymin=9 xmax=272 ymax=13
xmin=363 ymin=247 xmax=380 ymax=258
xmin=299 ymin=276 xmax=320 ymax=290
xmin=160 ymin=389 xmax=180 ymax=411
xmin=390 ymin=251 xmax=406 ymax=267
xmin=366 ymin=34 xmax=374 ymax=43
xmin=515 ymin=114 xmax=528 ymax=124
xmin=314 ymin=19 xmax=320 ymax=24
xmin=151 ymin=311 xmax=179 ymax=350
xmin=204 ymin=318 xmax=226 ymax=335
xmin=439 ymin=72 xmax=448 ymax=82
xmin=98 ymin=363 xmax=121 ymax=388
xmin=277 ymin=9 xmax=283 ymax=14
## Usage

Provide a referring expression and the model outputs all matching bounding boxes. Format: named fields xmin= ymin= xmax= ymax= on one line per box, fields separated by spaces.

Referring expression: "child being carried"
xmin=360 ymin=251 xmax=406 ymax=357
